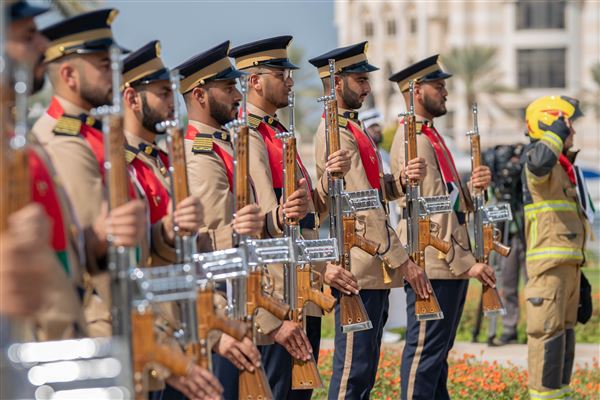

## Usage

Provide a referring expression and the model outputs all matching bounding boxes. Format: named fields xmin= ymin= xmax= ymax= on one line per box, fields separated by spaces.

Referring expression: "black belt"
xmin=401 ymin=209 xmax=466 ymax=225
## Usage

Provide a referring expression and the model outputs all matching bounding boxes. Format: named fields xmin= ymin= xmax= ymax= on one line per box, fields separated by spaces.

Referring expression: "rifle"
xmin=318 ymin=59 xmax=381 ymax=333
xmin=277 ymin=91 xmax=338 ymax=390
xmin=467 ymin=103 xmax=511 ymax=316
xmin=92 ymin=46 xmax=194 ymax=399
xmin=155 ymin=70 xmax=248 ymax=371
xmin=226 ymin=76 xmax=291 ymax=400
xmin=400 ymin=80 xmax=452 ymax=321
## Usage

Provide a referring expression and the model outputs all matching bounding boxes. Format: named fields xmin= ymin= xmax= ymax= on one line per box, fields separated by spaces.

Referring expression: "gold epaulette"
xmin=337 ymin=115 xmax=348 ymax=128
xmin=53 ymin=116 xmax=82 ymax=136
xmin=415 ymin=121 xmax=424 ymax=134
xmin=192 ymin=133 xmax=213 ymax=154
xmin=247 ymin=114 xmax=262 ymax=129
xmin=124 ymin=144 xmax=139 ymax=164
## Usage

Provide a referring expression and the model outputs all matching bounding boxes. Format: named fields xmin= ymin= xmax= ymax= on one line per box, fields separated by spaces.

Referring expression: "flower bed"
xmin=315 ymin=349 xmax=600 ymax=399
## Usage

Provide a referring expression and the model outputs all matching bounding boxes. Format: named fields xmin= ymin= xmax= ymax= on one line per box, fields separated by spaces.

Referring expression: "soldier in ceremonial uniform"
xmin=310 ymin=42 xmax=428 ymax=400
xmin=179 ymin=38 xmax=313 ymax=399
xmin=388 ymin=55 xmax=496 ymax=400
xmin=121 ymin=40 xmax=258 ymax=399
xmin=2 ymin=0 xmax=89 ymax=340
xmin=30 ymin=9 xmax=149 ymax=336
xmin=229 ymin=35 xmax=355 ymax=400
xmin=522 ymin=96 xmax=587 ymax=400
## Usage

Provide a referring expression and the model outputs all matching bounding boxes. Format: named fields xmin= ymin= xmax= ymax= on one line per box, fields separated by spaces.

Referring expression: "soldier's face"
xmin=338 ymin=73 xmax=371 ymax=110
xmin=206 ymin=79 xmax=242 ymax=126
xmin=77 ymin=52 xmax=112 ymax=108
xmin=418 ymin=80 xmax=448 ymax=118
xmin=139 ymin=81 xmax=174 ymax=134
xmin=258 ymin=67 xmax=294 ymax=109
xmin=6 ymin=18 xmax=49 ymax=93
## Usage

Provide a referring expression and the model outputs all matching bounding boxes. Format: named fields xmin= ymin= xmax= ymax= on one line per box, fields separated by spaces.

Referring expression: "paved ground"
xmin=320 ymin=339 xmax=600 ymax=369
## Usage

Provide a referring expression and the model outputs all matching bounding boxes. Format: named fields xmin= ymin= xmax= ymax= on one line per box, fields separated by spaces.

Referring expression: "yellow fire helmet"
xmin=525 ymin=95 xmax=583 ymax=140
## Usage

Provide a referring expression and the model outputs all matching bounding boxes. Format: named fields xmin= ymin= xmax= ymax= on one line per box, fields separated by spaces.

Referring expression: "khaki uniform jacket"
xmin=185 ymin=119 xmax=283 ymax=342
xmin=390 ymin=119 xmax=476 ymax=279
xmin=315 ymin=111 xmax=409 ymax=289
xmin=247 ymin=104 xmax=329 ymax=337
xmin=32 ymin=96 xmax=176 ymax=336
xmin=28 ymin=139 xmax=88 ymax=340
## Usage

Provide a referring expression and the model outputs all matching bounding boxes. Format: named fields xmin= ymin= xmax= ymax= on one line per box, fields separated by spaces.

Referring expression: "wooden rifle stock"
xmin=196 ymin=288 xmax=248 ymax=369
xmin=236 ymin=125 xmax=250 ymax=210
xmin=106 ymin=114 xmax=129 ymax=208
xmin=403 ymin=84 xmax=450 ymax=321
xmin=325 ymin=99 xmax=342 ymax=179
xmin=411 ymin=206 xmax=451 ymax=319
xmin=468 ymin=104 xmax=509 ymax=316
xmin=1 ymin=65 xmax=34 ymax=340
xmin=247 ymin=271 xmax=290 ymax=320
xmin=169 ymin=124 xmax=191 ymax=236
xmin=132 ymin=310 xmax=193 ymax=400
xmin=338 ymin=216 xmax=378 ymax=330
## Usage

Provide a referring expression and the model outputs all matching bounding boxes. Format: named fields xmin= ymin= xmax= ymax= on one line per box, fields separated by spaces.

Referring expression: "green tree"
xmin=443 ymin=46 xmax=514 ymax=134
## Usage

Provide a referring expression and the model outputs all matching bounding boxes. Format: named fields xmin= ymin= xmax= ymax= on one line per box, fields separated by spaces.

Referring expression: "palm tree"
xmin=443 ymin=46 xmax=515 ymax=138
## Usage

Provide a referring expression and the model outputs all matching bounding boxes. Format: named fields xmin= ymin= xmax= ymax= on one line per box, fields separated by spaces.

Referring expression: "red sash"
xmin=419 ymin=123 xmax=460 ymax=185
xmin=344 ymin=118 xmax=381 ymax=190
xmin=47 ymin=97 xmax=138 ymax=200
xmin=28 ymin=149 xmax=70 ymax=274
xmin=186 ymin=124 xmax=234 ymax=191
xmin=558 ymin=153 xmax=576 ymax=185
xmin=253 ymin=117 xmax=313 ymax=195
xmin=129 ymin=157 xmax=170 ymax=223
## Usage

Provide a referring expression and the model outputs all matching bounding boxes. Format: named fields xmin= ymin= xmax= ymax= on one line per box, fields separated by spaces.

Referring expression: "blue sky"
xmin=37 ymin=0 xmax=337 ymax=71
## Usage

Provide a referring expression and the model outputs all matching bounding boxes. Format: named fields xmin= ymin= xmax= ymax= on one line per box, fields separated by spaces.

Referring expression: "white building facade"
xmin=334 ymin=0 xmax=599 ymax=167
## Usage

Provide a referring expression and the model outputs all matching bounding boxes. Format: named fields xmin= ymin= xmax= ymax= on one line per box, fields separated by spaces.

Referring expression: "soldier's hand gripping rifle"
xmin=277 ymin=91 xmax=338 ymax=390
xmin=467 ymin=103 xmax=511 ymax=316
xmin=318 ymin=59 xmax=381 ymax=333
xmin=155 ymin=70 xmax=248 ymax=371
xmin=400 ymin=80 xmax=452 ymax=321
xmin=92 ymin=47 xmax=195 ymax=400
xmin=226 ymin=75 xmax=290 ymax=400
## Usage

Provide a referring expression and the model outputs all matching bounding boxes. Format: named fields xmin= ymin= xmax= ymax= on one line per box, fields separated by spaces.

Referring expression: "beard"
xmin=422 ymin=93 xmax=447 ymax=118
xmin=264 ymin=79 xmax=288 ymax=109
xmin=341 ymin=82 xmax=363 ymax=110
xmin=209 ymin=94 xmax=237 ymax=127
xmin=141 ymin=93 xmax=168 ymax=135
xmin=80 ymin=74 xmax=111 ymax=108
xmin=31 ymin=56 xmax=46 ymax=94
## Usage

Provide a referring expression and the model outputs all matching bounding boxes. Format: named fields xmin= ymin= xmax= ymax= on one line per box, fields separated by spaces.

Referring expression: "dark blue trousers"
xmin=400 ymin=279 xmax=469 ymax=400
xmin=259 ymin=316 xmax=322 ymax=400
xmin=328 ymin=289 xmax=390 ymax=400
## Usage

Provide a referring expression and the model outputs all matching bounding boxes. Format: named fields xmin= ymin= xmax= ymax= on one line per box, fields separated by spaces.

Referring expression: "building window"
xmin=387 ymin=19 xmax=396 ymax=36
xmin=409 ymin=17 xmax=417 ymax=34
xmin=517 ymin=48 xmax=566 ymax=88
xmin=516 ymin=0 xmax=566 ymax=30
xmin=364 ymin=21 xmax=374 ymax=37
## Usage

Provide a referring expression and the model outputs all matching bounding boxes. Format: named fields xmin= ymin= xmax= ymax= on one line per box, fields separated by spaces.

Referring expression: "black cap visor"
xmin=10 ymin=2 xmax=49 ymax=21
xmin=340 ymin=61 xmax=379 ymax=74
xmin=419 ymin=70 xmax=452 ymax=82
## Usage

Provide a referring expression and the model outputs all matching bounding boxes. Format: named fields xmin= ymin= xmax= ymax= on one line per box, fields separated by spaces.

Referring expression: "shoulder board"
xmin=337 ymin=115 xmax=348 ymax=128
xmin=192 ymin=133 xmax=213 ymax=154
xmin=124 ymin=144 xmax=139 ymax=164
xmin=53 ymin=116 xmax=82 ymax=136
xmin=415 ymin=121 xmax=424 ymax=134
xmin=247 ymin=114 xmax=262 ymax=129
